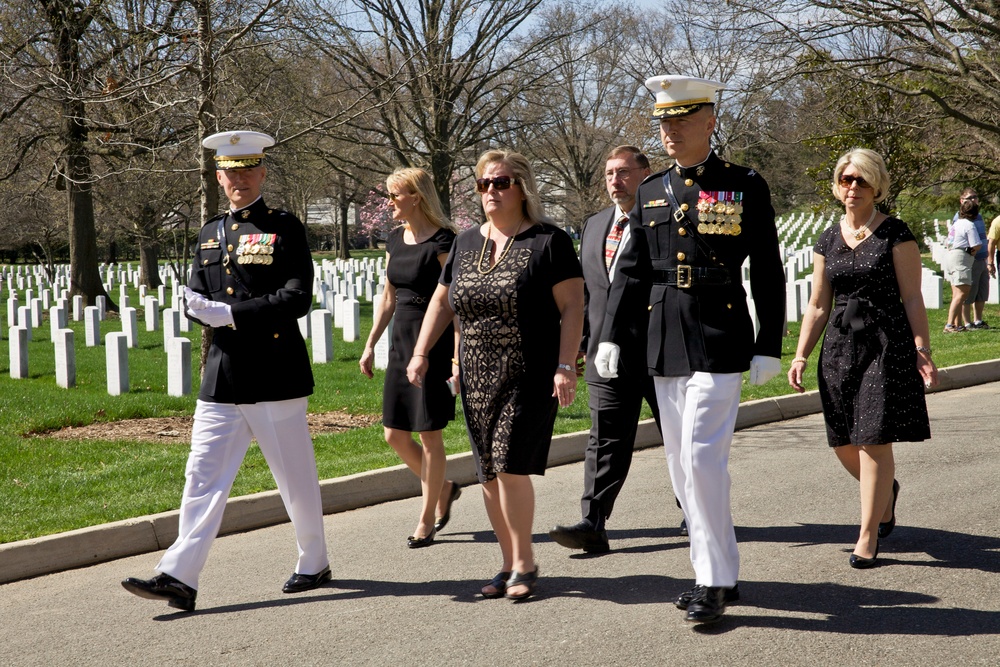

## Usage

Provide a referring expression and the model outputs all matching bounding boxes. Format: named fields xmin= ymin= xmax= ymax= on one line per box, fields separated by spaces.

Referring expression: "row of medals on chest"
xmin=235 ymin=232 xmax=275 ymax=265
xmin=695 ymin=198 xmax=744 ymax=236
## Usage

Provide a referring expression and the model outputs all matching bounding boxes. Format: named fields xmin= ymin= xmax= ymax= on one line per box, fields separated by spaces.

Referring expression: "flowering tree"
xmin=357 ymin=190 xmax=396 ymax=248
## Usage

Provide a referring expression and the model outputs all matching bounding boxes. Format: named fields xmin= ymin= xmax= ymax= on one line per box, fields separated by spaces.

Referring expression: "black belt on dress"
xmin=407 ymin=296 xmax=428 ymax=305
xmin=652 ymin=266 xmax=731 ymax=288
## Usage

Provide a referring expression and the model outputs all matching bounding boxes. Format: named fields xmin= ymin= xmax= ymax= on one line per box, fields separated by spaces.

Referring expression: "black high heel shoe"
xmin=434 ymin=482 xmax=462 ymax=533
xmin=878 ymin=479 xmax=899 ymax=539
xmin=849 ymin=541 xmax=880 ymax=569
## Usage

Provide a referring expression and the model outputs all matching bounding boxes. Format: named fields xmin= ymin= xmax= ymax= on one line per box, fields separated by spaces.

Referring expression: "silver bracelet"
xmin=915 ymin=345 xmax=932 ymax=356
xmin=556 ymin=363 xmax=574 ymax=372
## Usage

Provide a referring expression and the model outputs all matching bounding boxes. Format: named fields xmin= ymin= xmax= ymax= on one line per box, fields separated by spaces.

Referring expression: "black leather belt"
xmin=652 ymin=265 xmax=731 ymax=288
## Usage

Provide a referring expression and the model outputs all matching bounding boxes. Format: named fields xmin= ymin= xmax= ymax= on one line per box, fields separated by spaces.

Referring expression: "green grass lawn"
xmin=0 ymin=256 xmax=996 ymax=543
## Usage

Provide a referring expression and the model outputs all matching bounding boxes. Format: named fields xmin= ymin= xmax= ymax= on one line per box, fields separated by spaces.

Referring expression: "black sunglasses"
xmin=476 ymin=176 xmax=518 ymax=193
xmin=838 ymin=174 xmax=873 ymax=189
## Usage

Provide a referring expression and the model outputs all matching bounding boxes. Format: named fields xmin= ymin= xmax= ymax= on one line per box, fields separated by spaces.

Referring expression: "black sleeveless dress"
xmin=382 ymin=226 xmax=456 ymax=431
xmin=815 ymin=217 xmax=930 ymax=446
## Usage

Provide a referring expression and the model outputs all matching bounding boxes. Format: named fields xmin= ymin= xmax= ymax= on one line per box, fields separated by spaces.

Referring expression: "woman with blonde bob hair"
xmin=360 ymin=167 xmax=461 ymax=549
xmin=789 ymin=147 xmax=937 ymax=569
xmin=407 ymin=149 xmax=584 ymax=600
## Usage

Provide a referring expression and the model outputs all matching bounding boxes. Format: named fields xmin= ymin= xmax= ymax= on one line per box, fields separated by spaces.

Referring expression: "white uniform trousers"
xmin=156 ymin=398 xmax=329 ymax=589
xmin=654 ymin=372 xmax=742 ymax=588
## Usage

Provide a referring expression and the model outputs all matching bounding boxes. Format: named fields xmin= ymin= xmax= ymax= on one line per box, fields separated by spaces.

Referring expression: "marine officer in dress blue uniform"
xmin=122 ymin=131 xmax=331 ymax=612
xmin=595 ymin=77 xmax=786 ymax=623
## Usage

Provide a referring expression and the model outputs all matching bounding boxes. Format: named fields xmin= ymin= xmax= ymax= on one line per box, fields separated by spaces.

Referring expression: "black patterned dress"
xmin=815 ymin=217 xmax=931 ymax=447
xmin=442 ymin=223 xmax=582 ymax=482
xmin=382 ymin=226 xmax=456 ymax=431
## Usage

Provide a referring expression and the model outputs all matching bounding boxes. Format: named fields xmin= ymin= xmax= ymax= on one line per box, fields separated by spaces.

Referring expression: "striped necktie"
xmin=605 ymin=215 xmax=628 ymax=272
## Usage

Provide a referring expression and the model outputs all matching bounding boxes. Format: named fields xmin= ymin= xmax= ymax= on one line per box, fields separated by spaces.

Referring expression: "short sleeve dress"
xmin=382 ymin=225 xmax=456 ymax=432
xmin=441 ymin=223 xmax=583 ymax=482
xmin=815 ymin=217 xmax=931 ymax=447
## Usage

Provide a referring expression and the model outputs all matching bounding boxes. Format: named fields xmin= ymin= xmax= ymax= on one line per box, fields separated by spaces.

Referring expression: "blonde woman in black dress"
xmin=360 ymin=168 xmax=461 ymax=548
xmin=788 ymin=148 xmax=937 ymax=568
xmin=407 ymin=150 xmax=584 ymax=600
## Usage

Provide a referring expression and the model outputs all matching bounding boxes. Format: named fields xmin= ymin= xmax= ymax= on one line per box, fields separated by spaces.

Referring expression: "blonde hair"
xmin=386 ymin=167 xmax=456 ymax=232
xmin=831 ymin=148 xmax=891 ymax=203
xmin=475 ymin=149 xmax=548 ymax=225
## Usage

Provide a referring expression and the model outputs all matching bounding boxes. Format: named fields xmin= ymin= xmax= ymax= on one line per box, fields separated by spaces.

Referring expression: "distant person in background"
xmin=944 ymin=196 xmax=983 ymax=333
xmin=952 ymin=189 xmax=989 ymax=329
xmin=122 ymin=131 xmax=330 ymax=612
xmin=986 ymin=212 xmax=1000 ymax=282
xmin=407 ymin=149 xmax=584 ymax=602
xmin=789 ymin=148 xmax=936 ymax=570
xmin=360 ymin=168 xmax=461 ymax=549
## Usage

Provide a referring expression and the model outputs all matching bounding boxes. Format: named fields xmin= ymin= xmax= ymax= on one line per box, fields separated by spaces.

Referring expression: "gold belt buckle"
xmin=676 ymin=264 xmax=692 ymax=289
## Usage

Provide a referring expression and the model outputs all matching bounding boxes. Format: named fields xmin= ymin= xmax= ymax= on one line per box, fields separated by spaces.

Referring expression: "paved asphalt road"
xmin=1 ymin=383 xmax=999 ymax=666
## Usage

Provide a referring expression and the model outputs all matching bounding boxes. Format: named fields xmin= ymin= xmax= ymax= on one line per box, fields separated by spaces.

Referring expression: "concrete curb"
xmin=3 ymin=358 xmax=999 ymax=585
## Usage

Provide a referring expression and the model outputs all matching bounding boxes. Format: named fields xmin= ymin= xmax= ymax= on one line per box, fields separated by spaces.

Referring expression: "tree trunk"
xmin=195 ymin=0 xmax=217 ymax=372
xmin=338 ymin=195 xmax=351 ymax=260
xmin=138 ymin=204 xmax=163 ymax=288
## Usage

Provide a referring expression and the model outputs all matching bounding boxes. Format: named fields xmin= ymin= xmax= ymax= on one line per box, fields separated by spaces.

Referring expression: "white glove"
xmin=595 ymin=342 xmax=620 ymax=379
xmin=749 ymin=355 xmax=781 ymax=385
xmin=184 ymin=286 xmax=209 ymax=311
xmin=194 ymin=301 xmax=234 ymax=328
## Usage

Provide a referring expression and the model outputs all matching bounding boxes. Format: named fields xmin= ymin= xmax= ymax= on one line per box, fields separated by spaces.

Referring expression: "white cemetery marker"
xmin=373 ymin=295 xmax=392 ymax=370
xmin=30 ymin=298 xmax=43 ymax=328
xmin=72 ymin=294 xmax=83 ymax=321
xmin=343 ymin=299 xmax=360 ymax=342
xmin=96 ymin=294 xmax=106 ymax=321
xmin=310 ymin=309 xmax=333 ymax=363
xmin=139 ymin=284 xmax=147 ymax=300
xmin=7 ymin=294 xmax=18 ymax=328
xmin=163 ymin=308 xmax=179 ymax=349
xmin=54 ymin=328 xmax=75 ymax=388
xmin=334 ymin=293 xmax=346 ymax=328
xmin=84 ymin=306 xmax=101 ymax=347
xmin=9 ymin=326 xmax=28 ymax=378
xmin=42 ymin=289 xmax=51 ymax=310
xmin=49 ymin=305 xmax=66 ymax=341
xmin=17 ymin=306 xmax=31 ymax=341
xmin=167 ymin=337 xmax=192 ymax=397
xmin=157 ymin=284 xmax=166 ymax=303
xmin=122 ymin=307 xmax=138 ymax=348
xmin=145 ymin=296 xmax=160 ymax=331
xmin=298 ymin=310 xmax=312 ymax=340
xmin=105 ymin=332 xmax=129 ymax=395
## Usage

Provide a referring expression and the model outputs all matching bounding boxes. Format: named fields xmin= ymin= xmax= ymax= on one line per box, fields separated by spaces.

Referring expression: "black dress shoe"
xmin=849 ymin=542 xmax=879 ymax=569
xmin=434 ymin=482 xmax=462 ymax=533
xmin=282 ymin=565 xmax=332 ymax=593
xmin=878 ymin=479 xmax=899 ymax=539
xmin=684 ymin=585 xmax=729 ymax=623
xmin=548 ymin=521 xmax=610 ymax=553
xmin=674 ymin=583 xmax=739 ymax=610
xmin=121 ymin=573 xmax=197 ymax=612
xmin=407 ymin=528 xmax=436 ymax=549
xmin=679 ymin=518 xmax=688 ymax=536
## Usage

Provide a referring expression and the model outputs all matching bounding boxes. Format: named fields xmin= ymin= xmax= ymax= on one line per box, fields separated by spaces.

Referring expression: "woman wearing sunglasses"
xmin=788 ymin=148 xmax=937 ymax=569
xmin=406 ymin=149 xmax=584 ymax=600
xmin=360 ymin=167 xmax=461 ymax=549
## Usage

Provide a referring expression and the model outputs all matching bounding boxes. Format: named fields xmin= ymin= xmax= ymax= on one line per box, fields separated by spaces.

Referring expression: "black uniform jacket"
xmin=188 ymin=197 xmax=315 ymax=403
xmin=580 ymin=206 xmax=652 ymax=385
xmin=600 ymin=152 xmax=785 ymax=376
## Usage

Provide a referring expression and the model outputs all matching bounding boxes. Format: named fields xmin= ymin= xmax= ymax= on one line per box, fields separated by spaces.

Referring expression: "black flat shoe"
xmin=548 ymin=521 xmax=610 ymax=553
xmin=684 ymin=585 xmax=728 ymax=623
xmin=878 ymin=479 xmax=899 ymax=539
xmin=481 ymin=571 xmax=512 ymax=598
xmin=675 ymin=583 xmax=740 ymax=610
xmin=282 ymin=565 xmax=332 ymax=593
xmin=122 ymin=573 xmax=197 ymax=612
xmin=407 ymin=528 xmax=436 ymax=549
xmin=434 ymin=482 xmax=462 ymax=533
xmin=849 ymin=542 xmax=880 ymax=569
xmin=505 ymin=567 xmax=539 ymax=602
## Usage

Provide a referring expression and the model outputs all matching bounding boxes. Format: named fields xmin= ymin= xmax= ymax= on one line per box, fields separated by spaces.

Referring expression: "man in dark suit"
xmin=122 ymin=131 xmax=330 ymax=613
xmin=549 ymin=146 xmax=675 ymax=554
xmin=596 ymin=76 xmax=785 ymax=623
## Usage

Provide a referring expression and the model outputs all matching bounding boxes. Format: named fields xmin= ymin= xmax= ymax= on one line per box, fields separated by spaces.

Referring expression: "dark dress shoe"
xmin=121 ymin=573 xmax=197 ymax=612
xmin=481 ymin=571 xmax=512 ymax=599
xmin=849 ymin=542 xmax=879 ymax=569
xmin=679 ymin=518 xmax=688 ymax=536
xmin=282 ymin=565 xmax=332 ymax=593
xmin=878 ymin=479 xmax=899 ymax=539
xmin=684 ymin=585 xmax=729 ymax=623
xmin=548 ymin=521 xmax=610 ymax=553
xmin=674 ymin=583 xmax=739 ymax=610
xmin=407 ymin=528 xmax=436 ymax=549
xmin=434 ymin=482 xmax=462 ymax=532
xmin=504 ymin=567 xmax=539 ymax=602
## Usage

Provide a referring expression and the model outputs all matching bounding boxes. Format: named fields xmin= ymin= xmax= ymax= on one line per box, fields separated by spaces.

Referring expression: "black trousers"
xmin=581 ymin=374 xmax=662 ymax=528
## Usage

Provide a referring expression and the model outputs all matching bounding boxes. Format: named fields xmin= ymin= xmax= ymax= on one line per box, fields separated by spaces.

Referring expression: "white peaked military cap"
xmin=202 ymin=130 xmax=275 ymax=169
xmin=645 ymin=75 xmax=727 ymax=119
